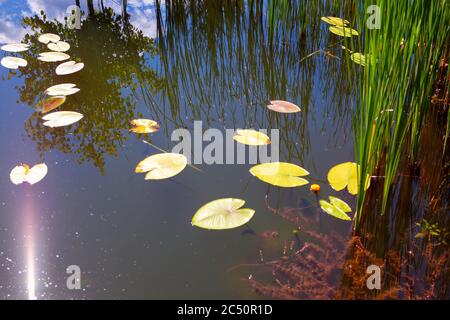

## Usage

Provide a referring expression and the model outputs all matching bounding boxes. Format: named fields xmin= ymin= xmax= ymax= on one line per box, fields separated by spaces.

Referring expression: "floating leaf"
xmin=350 ymin=52 xmax=366 ymax=66
xmin=327 ymin=162 xmax=370 ymax=195
xmin=192 ymin=198 xmax=255 ymax=230
xmin=329 ymin=196 xmax=351 ymax=213
xmin=1 ymin=57 xmax=27 ymax=69
xmin=38 ymin=33 xmax=60 ymax=44
xmin=130 ymin=119 xmax=160 ymax=134
xmin=55 ymin=61 xmax=84 ymax=75
xmin=46 ymin=83 xmax=79 ymax=96
xmin=135 ymin=153 xmax=187 ymax=180
xmin=319 ymin=199 xmax=351 ymax=221
xmin=38 ymin=52 xmax=70 ymax=62
xmin=42 ymin=111 xmax=83 ymax=128
xmin=321 ymin=16 xmax=350 ymax=26
xmin=48 ymin=41 xmax=70 ymax=52
xmin=10 ymin=163 xmax=48 ymax=185
xmin=329 ymin=26 xmax=359 ymax=37
xmin=250 ymin=162 xmax=309 ymax=187
xmin=233 ymin=129 xmax=270 ymax=146
xmin=415 ymin=232 xmax=427 ymax=239
xmin=37 ymin=96 xmax=66 ymax=113
xmin=1 ymin=43 xmax=30 ymax=52
xmin=267 ymin=100 xmax=301 ymax=113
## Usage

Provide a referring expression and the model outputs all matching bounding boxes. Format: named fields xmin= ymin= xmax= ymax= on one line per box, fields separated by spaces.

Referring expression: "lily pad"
xmin=267 ymin=100 xmax=301 ymax=113
xmin=321 ymin=16 xmax=350 ymax=26
xmin=55 ymin=61 xmax=84 ymax=75
xmin=1 ymin=57 xmax=27 ymax=69
xmin=38 ymin=33 xmax=60 ymax=44
xmin=1 ymin=43 xmax=30 ymax=52
xmin=38 ymin=96 xmax=66 ymax=113
xmin=135 ymin=153 xmax=187 ymax=180
xmin=233 ymin=129 xmax=270 ymax=146
xmin=48 ymin=41 xmax=70 ymax=52
xmin=319 ymin=199 xmax=351 ymax=221
xmin=329 ymin=26 xmax=359 ymax=37
xmin=250 ymin=162 xmax=309 ymax=187
xmin=38 ymin=52 xmax=70 ymax=62
xmin=327 ymin=162 xmax=370 ymax=195
xmin=46 ymin=83 xmax=79 ymax=96
xmin=42 ymin=111 xmax=83 ymax=128
xmin=192 ymin=198 xmax=255 ymax=230
xmin=329 ymin=196 xmax=352 ymax=213
xmin=130 ymin=119 xmax=160 ymax=134
xmin=350 ymin=52 xmax=366 ymax=66
xmin=10 ymin=163 xmax=48 ymax=185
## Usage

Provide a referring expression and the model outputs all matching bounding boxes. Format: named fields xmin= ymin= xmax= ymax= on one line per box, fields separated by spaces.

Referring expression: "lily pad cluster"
xmin=321 ymin=16 xmax=366 ymax=67
xmin=3 ymin=32 xmax=85 ymax=184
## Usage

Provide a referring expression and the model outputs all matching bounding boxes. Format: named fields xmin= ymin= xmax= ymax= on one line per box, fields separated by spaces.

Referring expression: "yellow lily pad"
xmin=327 ymin=162 xmax=370 ymax=195
xmin=321 ymin=16 xmax=350 ymax=26
xmin=233 ymin=129 xmax=270 ymax=146
xmin=329 ymin=26 xmax=359 ymax=37
xmin=135 ymin=153 xmax=187 ymax=180
xmin=350 ymin=52 xmax=366 ymax=66
xmin=130 ymin=119 xmax=160 ymax=134
xmin=319 ymin=199 xmax=351 ymax=221
xmin=192 ymin=198 xmax=255 ymax=230
xmin=329 ymin=196 xmax=352 ymax=213
xmin=250 ymin=162 xmax=309 ymax=187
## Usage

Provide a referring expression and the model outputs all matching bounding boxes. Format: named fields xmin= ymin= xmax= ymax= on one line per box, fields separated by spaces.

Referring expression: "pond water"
xmin=0 ymin=1 xmax=448 ymax=300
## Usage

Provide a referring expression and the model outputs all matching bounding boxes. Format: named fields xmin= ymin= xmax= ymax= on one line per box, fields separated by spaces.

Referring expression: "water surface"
xmin=3 ymin=0 xmax=441 ymax=300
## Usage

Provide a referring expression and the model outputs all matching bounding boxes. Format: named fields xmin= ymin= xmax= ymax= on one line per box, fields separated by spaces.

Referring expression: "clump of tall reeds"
xmin=351 ymin=0 xmax=450 ymax=225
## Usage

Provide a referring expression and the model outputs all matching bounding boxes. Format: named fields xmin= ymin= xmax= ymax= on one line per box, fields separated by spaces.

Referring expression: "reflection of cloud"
xmin=0 ymin=15 xmax=26 ymax=43
xmin=128 ymin=2 xmax=161 ymax=39
xmin=0 ymin=0 xmax=165 ymax=44
xmin=26 ymin=0 xmax=75 ymax=21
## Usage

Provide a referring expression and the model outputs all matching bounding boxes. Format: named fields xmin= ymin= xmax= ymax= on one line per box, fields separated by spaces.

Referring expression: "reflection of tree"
xmin=148 ymin=0 xmax=355 ymax=164
xmin=11 ymin=7 xmax=163 ymax=173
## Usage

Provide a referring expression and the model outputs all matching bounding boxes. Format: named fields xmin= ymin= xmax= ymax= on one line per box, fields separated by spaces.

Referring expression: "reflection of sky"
xmin=0 ymin=0 xmax=163 ymax=43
